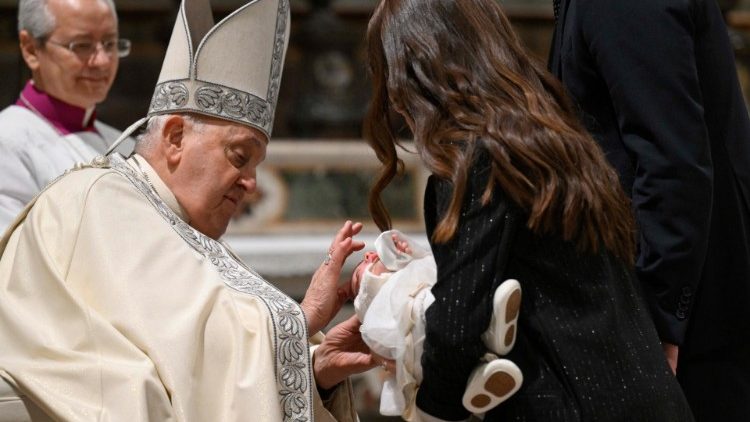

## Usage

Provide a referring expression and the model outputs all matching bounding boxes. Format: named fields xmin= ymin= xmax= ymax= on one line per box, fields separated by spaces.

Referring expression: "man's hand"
xmin=313 ymin=315 xmax=381 ymax=390
xmin=301 ymin=221 xmax=365 ymax=335
xmin=662 ymin=342 xmax=679 ymax=375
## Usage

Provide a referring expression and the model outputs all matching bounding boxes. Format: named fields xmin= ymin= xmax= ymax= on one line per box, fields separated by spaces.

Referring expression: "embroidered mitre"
xmin=108 ymin=0 xmax=290 ymax=151
xmin=148 ymin=0 xmax=289 ymax=138
xmin=151 ymin=0 xmax=290 ymax=138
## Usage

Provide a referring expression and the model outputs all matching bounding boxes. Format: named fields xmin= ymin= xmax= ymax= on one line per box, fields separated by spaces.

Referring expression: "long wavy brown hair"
xmin=364 ymin=0 xmax=635 ymax=263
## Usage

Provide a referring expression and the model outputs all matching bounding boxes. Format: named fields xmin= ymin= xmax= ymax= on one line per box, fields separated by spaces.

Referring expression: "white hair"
xmin=135 ymin=114 xmax=205 ymax=156
xmin=135 ymin=115 xmax=167 ymax=155
xmin=18 ymin=0 xmax=118 ymax=39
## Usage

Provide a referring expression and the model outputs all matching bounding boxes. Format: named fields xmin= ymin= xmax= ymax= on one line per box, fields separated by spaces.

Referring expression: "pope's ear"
xmin=161 ymin=115 xmax=186 ymax=166
xmin=19 ymin=30 xmax=41 ymax=72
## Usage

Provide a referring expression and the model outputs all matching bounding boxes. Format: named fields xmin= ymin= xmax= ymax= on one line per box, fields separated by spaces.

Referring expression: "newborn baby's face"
xmin=350 ymin=251 xmax=387 ymax=294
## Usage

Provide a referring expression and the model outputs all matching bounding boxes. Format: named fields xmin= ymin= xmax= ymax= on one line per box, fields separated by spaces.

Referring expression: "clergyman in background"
xmin=0 ymin=0 xmax=130 ymax=232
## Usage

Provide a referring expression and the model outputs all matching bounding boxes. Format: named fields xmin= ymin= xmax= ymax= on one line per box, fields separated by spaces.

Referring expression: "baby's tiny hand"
xmin=392 ymin=233 xmax=412 ymax=255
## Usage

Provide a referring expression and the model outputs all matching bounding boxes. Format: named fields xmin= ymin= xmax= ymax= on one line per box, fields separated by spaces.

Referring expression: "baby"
xmin=349 ymin=230 xmax=523 ymax=420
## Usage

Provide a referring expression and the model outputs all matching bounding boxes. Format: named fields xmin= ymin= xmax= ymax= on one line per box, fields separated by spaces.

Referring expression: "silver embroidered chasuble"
xmin=0 ymin=154 xmax=354 ymax=421
xmin=109 ymin=153 xmax=314 ymax=421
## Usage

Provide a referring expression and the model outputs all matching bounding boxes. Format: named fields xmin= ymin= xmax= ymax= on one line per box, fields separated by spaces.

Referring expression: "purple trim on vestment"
xmin=15 ymin=80 xmax=98 ymax=135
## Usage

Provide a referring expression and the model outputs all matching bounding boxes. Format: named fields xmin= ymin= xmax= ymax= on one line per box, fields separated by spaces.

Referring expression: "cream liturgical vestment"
xmin=0 ymin=154 xmax=356 ymax=421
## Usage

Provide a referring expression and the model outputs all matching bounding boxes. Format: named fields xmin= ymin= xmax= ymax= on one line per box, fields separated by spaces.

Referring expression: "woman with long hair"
xmin=364 ymin=0 xmax=694 ymax=420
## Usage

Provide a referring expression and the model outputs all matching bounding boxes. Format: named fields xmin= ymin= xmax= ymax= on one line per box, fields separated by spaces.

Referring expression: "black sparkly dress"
xmin=415 ymin=149 xmax=694 ymax=421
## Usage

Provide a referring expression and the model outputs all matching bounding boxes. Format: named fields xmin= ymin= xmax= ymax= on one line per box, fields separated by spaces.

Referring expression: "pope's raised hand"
xmin=301 ymin=220 xmax=365 ymax=335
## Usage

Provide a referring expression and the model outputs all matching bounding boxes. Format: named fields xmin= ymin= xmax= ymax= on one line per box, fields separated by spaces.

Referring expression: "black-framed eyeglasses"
xmin=45 ymin=38 xmax=131 ymax=59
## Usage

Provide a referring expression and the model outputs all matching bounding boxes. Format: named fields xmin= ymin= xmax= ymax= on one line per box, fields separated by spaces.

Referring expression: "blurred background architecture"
xmin=1 ymin=0 xmax=749 ymax=419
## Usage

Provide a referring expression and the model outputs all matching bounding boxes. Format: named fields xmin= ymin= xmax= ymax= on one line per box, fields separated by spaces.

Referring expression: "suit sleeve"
xmin=581 ymin=0 xmax=713 ymax=345
xmin=415 ymin=169 xmax=508 ymax=420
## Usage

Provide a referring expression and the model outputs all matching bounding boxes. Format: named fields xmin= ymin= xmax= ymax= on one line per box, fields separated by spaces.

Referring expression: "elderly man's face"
xmin=25 ymin=0 xmax=119 ymax=108
xmin=172 ymin=117 xmax=268 ymax=240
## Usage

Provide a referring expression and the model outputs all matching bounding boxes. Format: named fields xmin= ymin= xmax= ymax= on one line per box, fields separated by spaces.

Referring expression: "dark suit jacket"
xmin=415 ymin=150 xmax=693 ymax=421
xmin=549 ymin=0 xmax=750 ymax=359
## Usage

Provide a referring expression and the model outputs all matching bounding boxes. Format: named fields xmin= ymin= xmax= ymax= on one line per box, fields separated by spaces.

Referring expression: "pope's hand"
xmin=313 ymin=315 xmax=380 ymax=390
xmin=301 ymin=220 xmax=364 ymax=335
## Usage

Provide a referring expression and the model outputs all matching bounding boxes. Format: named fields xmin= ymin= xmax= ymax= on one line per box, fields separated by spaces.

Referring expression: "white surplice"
xmin=0 ymin=153 xmax=355 ymax=421
xmin=0 ymin=105 xmax=129 ymax=233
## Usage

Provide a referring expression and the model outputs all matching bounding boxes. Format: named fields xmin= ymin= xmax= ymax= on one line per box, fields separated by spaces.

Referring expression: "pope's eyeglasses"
xmin=45 ymin=38 xmax=132 ymax=59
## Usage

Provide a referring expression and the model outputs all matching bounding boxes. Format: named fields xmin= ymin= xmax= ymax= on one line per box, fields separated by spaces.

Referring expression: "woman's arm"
xmin=416 ymin=162 xmax=510 ymax=420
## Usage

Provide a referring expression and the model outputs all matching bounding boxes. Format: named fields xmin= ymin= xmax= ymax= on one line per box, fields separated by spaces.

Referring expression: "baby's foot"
xmin=462 ymin=358 xmax=523 ymax=414
xmin=482 ymin=279 xmax=522 ymax=356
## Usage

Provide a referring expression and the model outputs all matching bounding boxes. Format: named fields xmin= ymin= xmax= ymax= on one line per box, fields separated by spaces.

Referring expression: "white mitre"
xmin=108 ymin=0 xmax=290 ymax=151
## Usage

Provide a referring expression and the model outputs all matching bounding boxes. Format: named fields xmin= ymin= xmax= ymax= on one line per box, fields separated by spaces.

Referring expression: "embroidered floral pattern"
xmin=194 ymin=85 xmax=272 ymax=125
xmin=107 ymin=153 xmax=312 ymax=422
xmin=151 ymin=82 xmax=189 ymax=110
xmin=267 ymin=0 xmax=289 ymax=117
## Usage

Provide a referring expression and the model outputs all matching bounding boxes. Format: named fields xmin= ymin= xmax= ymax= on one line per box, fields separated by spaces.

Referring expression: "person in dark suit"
xmin=549 ymin=0 xmax=750 ymax=420
xmin=363 ymin=0 xmax=694 ymax=420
